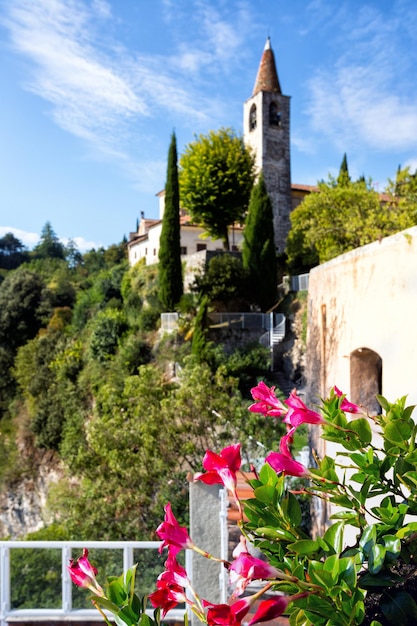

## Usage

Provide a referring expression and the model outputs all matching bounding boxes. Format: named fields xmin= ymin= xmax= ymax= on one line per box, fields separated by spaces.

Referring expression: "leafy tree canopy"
xmin=179 ymin=128 xmax=255 ymax=250
xmin=286 ymin=174 xmax=416 ymax=272
xmin=0 ymin=233 xmax=28 ymax=270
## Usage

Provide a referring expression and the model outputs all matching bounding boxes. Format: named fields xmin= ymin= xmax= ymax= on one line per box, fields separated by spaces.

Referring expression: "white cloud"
xmin=0 ymin=227 xmax=39 ymax=248
xmin=2 ymin=0 xmax=258 ymax=197
xmin=61 ymin=236 xmax=103 ymax=252
xmin=0 ymin=227 xmax=101 ymax=252
xmin=305 ymin=1 xmax=417 ymax=154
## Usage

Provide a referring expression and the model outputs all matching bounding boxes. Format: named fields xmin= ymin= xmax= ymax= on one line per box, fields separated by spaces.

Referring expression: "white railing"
xmin=0 ymin=541 xmax=185 ymax=626
xmin=290 ymin=273 xmax=309 ymax=292
xmin=259 ymin=314 xmax=286 ymax=347
xmin=160 ymin=312 xmax=179 ymax=333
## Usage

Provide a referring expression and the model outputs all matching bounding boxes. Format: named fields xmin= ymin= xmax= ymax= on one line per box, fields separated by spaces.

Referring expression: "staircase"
xmin=259 ymin=313 xmax=286 ymax=347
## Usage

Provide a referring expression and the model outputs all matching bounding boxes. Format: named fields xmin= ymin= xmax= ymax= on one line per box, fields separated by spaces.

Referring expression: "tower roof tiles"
xmin=253 ymin=36 xmax=281 ymax=95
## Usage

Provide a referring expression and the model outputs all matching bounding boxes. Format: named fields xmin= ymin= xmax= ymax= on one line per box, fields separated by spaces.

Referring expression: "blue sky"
xmin=1 ymin=0 xmax=417 ymax=252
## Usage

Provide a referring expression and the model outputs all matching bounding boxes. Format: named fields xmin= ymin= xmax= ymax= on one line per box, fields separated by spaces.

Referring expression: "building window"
xmin=145 ymin=248 xmax=148 ymax=255
xmin=180 ymin=246 xmax=187 ymax=255
xmin=249 ymin=104 xmax=257 ymax=130
xmin=153 ymin=248 xmax=156 ymax=255
xmin=196 ymin=243 xmax=207 ymax=252
xmin=269 ymin=102 xmax=281 ymax=127
xmin=350 ymin=348 xmax=382 ymax=414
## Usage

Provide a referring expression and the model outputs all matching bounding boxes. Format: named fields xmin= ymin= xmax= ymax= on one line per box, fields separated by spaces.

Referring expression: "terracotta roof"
xmin=253 ymin=37 xmax=281 ymax=96
xmin=291 ymin=183 xmax=319 ymax=193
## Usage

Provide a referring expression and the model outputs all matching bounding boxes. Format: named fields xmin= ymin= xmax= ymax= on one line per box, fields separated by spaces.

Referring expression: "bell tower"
xmin=244 ymin=37 xmax=291 ymax=253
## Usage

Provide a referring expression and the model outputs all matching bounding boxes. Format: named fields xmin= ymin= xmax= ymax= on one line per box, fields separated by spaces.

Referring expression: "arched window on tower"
xmin=350 ymin=348 xmax=382 ymax=414
xmin=249 ymin=104 xmax=257 ymax=130
xmin=269 ymin=102 xmax=281 ymax=127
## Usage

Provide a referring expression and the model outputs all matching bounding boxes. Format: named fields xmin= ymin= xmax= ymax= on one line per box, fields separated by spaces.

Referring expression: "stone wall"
xmin=306 ymin=225 xmax=417 ymax=406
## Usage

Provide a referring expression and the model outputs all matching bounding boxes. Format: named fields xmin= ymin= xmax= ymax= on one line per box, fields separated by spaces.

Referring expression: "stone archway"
xmin=350 ymin=348 xmax=382 ymax=414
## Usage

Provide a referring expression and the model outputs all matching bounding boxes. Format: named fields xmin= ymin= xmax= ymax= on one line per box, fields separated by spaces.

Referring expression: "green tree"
xmin=242 ymin=172 xmax=277 ymax=310
xmin=193 ymin=253 xmax=248 ymax=310
xmin=158 ymin=132 xmax=183 ymax=311
xmin=33 ymin=222 xmax=65 ymax=260
xmin=286 ymin=175 xmax=414 ymax=272
xmin=191 ymin=295 xmax=210 ymax=362
xmin=0 ymin=268 xmax=44 ymax=352
xmin=0 ymin=233 xmax=28 ymax=270
xmin=386 ymin=166 xmax=417 ymax=222
xmin=179 ymin=128 xmax=255 ymax=250
xmin=337 ymin=152 xmax=351 ymax=187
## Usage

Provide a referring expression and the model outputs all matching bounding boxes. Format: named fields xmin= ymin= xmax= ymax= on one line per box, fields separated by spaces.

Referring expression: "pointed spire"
xmin=253 ymin=37 xmax=281 ymax=96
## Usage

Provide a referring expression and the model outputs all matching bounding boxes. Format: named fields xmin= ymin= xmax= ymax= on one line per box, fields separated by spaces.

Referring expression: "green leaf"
xmin=254 ymin=484 xmax=277 ymax=503
xmin=282 ymin=491 xmax=302 ymax=527
xmin=384 ymin=420 xmax=412 ymax=447
xmin=376 ymin=394 xmax=390 ymax=412
xmin=138 ymin=615 xmax=155 ymax=626
xmin=359 ymin=524 xmax=377 ymax=555
xmin=381 ymin=590 xmax=417 ymax=625
xmin=255 ymin=526 xmax=296 ymax=541
xmin=288 ymin=539 xmax=320 ymax=555
xmin=383 ymin=535 xmax=401 ymax=561
xmin=349 ymin=418 xmax=372 ymax=445
xmin=92 ymin=596 xmax=122 ymax=616
xmin=368 ymin=543 xmax=386 ymax=574
xmin=259 ymin=462 xmax=281 ymax=487
xmin=323 ymin=521 xmax=345 ymax=555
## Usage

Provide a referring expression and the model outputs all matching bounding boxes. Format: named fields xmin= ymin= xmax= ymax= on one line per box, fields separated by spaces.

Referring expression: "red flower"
xmin=249 ymin=381 xmax=287 ymax=417
xmin=194 ymin=444 xmax=241 ymax=506
xmin=67 ymin=549 xmax=104 ymax=597
xmin=204 ymin=598 xmax=251 ymax=626
xmin=285 ymin=389 xmax=324 ymax=428
xmin=266 ymin=435 xmax=309 ymax=478
xmin=333 ymin=386 xmax=363 ymax=414
xmin=156 ymin=503 xmax=194 ymax=555
xmin=148 ymin=581 xmax=186 ymax=617
xmin=158 ymin=553 xmax=190 ymax=588
xmin=248 ymin=592 xmax=309 ymax=625
xmin=229 ymin=552 xmax=282 ymax=596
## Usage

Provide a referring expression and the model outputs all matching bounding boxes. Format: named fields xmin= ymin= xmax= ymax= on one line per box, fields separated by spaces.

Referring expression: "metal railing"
xmin=259 ymin=314 xmax=286 ymax=347
xmin=0 ymin=541 xmax=185 ymax=626
xmin=207 ymin=312 xmax=276 ymax=330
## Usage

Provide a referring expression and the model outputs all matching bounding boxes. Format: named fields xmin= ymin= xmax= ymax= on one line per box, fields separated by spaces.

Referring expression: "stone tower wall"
xmin=244 ymin=90 xmax=292 ymax=254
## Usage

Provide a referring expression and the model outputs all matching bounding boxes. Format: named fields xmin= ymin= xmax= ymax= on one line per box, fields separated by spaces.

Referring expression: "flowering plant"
xmin=70 ymin=384 xmax=417 ymax=626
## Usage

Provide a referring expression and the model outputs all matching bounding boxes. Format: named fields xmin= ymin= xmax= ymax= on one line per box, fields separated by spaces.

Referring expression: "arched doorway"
xmin=350 ymin=348 xmax=382 ymax=414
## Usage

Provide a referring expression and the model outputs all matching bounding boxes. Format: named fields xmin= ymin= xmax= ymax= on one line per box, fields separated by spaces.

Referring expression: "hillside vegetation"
xmin=0 ymin=227 xmax=285 ymax=541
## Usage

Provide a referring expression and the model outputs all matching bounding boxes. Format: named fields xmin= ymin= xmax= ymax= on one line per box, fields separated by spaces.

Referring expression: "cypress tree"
xmin=337 ymin=153 xmax=351 ymax=186
xmin=158 ymin=132 xmax=183 ymax=311
xmin=242 ymin=172 xmax=277 ymax=310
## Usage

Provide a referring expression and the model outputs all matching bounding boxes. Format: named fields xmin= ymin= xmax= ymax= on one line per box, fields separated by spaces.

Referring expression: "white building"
xmin=127 ymin=192 xmax=244 ymax=268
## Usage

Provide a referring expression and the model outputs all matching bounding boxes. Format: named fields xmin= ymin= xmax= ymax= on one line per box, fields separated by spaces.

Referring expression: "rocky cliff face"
xmin=0 ymin=450 xmax=62 ymax=539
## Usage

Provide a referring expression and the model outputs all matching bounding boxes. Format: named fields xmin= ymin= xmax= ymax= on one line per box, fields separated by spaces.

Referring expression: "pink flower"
xmin=266 ymin=436 xmax=309 ymax=478
xmin=156 ymin=503 xmax=194 ymax=555
xmin=284 ymin=390 xmax=324 ymax=428
xmin=248 ymin=381 xmax=287 ymax=417
xmin=194 ymin=444 xmax=242 ymax=507
xmin=333 ymin=386 xmax=362 ymax=414
xmin=204 ymin=598 xmax=251 ymax=626
xmin=67 ymin=549 xmax=104 ymax=597
xmin=229 ymin=553 xmax=282 ymax=596
xmin=248 ymin=592 xmax=309 ymax=625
